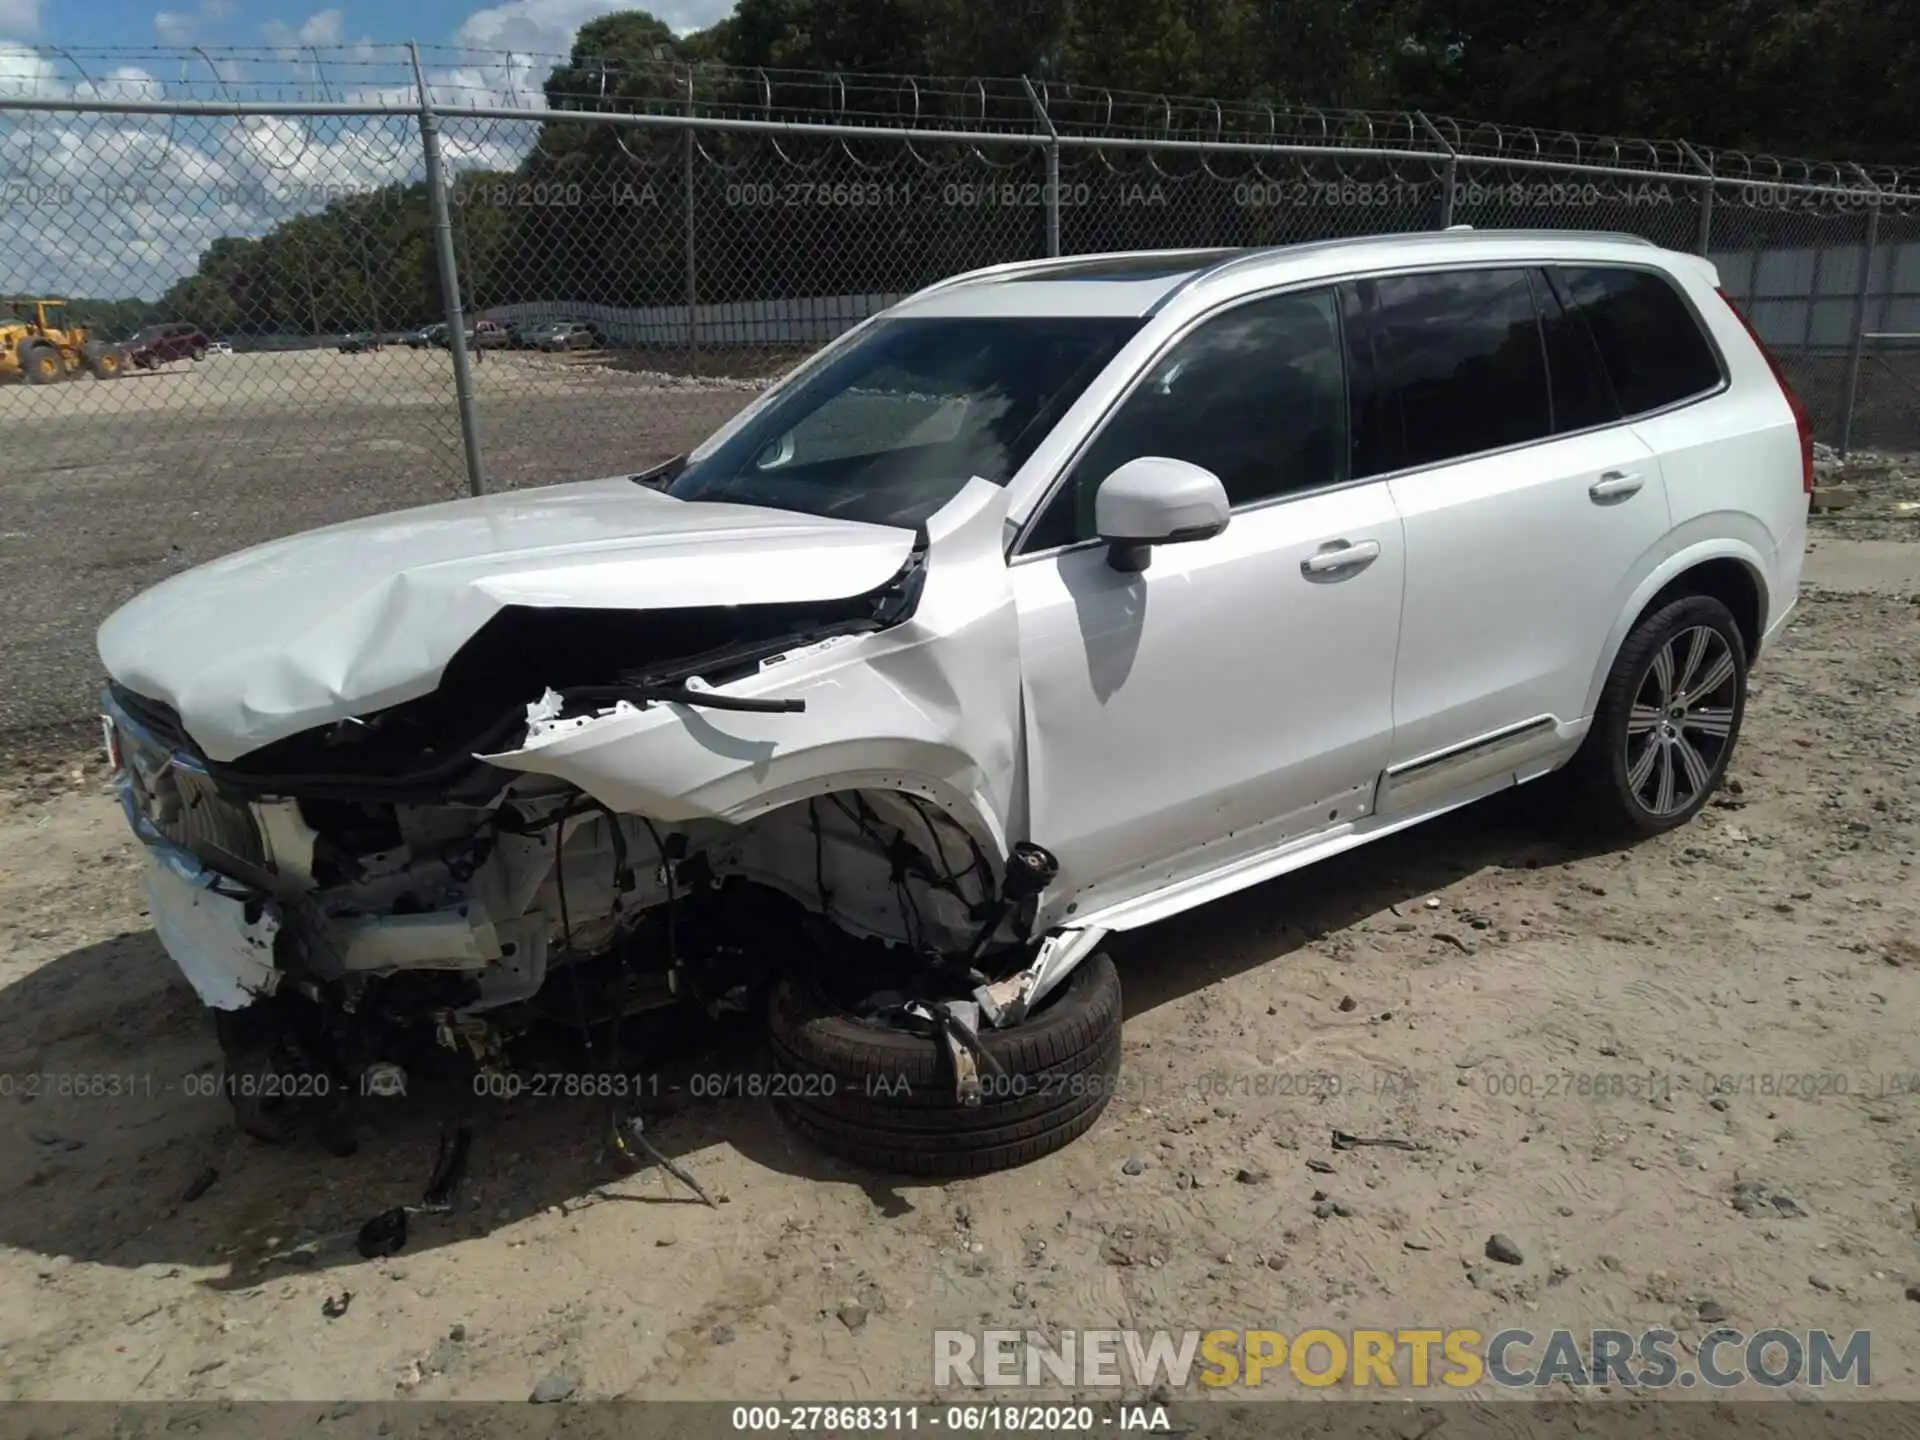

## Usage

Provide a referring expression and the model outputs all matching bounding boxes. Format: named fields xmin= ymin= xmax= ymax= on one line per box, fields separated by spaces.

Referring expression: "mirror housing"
xmin=1094 ymin=456 xmax=1231 ymax=573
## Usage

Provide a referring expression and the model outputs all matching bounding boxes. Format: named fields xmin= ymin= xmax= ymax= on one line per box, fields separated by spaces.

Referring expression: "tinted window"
xmin=1365 ymin=268 xmax=1553 ymax=470
xmin=1025 ymin=289 xmax=1346 ymax=550
xmin=1530 ymin=269 xmax=1619 ymax=433
xmin=1551 ymin=266 xmax=1722 ymax=416
xmin=668 ymin=316 xmax=1138 ymax=530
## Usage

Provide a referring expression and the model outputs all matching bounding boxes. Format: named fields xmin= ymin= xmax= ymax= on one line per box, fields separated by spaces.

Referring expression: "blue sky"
xmin=0 ymin=0 xmax=740 ymax=296
xmin=15 ymin=0 xmax=735 ymax=57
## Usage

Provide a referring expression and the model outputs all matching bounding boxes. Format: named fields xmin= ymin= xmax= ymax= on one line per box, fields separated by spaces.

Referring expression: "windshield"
xmin=665 ymin=315 xmax=1141 ymax=529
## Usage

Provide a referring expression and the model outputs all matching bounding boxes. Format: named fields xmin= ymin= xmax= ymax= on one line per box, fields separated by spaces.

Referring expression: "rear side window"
xmin=1357 ymin=268 xmax=1553 ymax=471
xmin=1549 ymin=266 xmax=1722 ymax=416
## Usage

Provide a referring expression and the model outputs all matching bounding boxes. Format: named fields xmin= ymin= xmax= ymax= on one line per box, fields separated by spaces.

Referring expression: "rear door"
xmin=1351 ymin=266 xmax=1672 ymax=813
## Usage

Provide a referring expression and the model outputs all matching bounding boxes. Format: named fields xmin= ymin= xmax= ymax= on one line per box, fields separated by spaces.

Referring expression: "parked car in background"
xmin=123 ymin=322 xmax=209 ymax=369
xmin=206 ymin=341 xmax=234 ymax=357
xmin=93 ymin=232 xmax=1809 ymax=1175
xmin=532 ymin=321 xmax=599 ymax=352
xmin=336 ymin=332 xmax=386 ymax=354
xmin=403 ymin=323 xmax=449 ymax=349
xmin=470 ymin=320 xmax=512 ymax=349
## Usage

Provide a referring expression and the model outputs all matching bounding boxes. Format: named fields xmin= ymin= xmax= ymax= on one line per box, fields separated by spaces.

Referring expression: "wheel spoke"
xmin=1649 ymin=643 xmax=1677 ymax=706
xmin=1682 ymin=705 xmax=1735 ymax=739
xmin=1627 ymin=736 xmax=1660 ymax=796
xmin=1674 ymin=734 xmax=1714 ymax=796
xmin=1628 ymin=703 xmax=1663 ymax=735
xmin=1653 ymin=743 xmax=1678 ymax=813
xmin=1677 ymin=650 xmax=1736 ymax=708
xmin=1675 ymin=627 xmax=1712 ymax=696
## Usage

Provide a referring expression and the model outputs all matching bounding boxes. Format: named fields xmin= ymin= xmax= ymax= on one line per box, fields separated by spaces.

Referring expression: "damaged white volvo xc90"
xmin=99 ymin=231 xmax=1810 ymax=1174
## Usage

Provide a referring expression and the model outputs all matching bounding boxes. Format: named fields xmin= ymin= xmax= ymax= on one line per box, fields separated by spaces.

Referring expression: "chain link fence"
xmin=1 ymin=45 xmax=1917 ymax=745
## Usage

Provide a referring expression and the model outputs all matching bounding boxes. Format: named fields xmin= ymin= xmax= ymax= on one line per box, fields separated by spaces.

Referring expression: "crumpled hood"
xmin=98 ymin=477 xmax=916 ymax=763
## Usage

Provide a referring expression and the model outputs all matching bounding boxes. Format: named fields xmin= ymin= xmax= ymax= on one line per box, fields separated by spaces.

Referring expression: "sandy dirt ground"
xmin=0 ymin=526 xmax=1914 ymax=1406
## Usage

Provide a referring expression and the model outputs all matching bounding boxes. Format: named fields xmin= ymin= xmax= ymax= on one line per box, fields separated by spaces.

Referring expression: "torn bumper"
xmin=106 ymin=693 xmax=283 ymax=1010
xmin=141 ymin=848 xmax=282 ymax=1011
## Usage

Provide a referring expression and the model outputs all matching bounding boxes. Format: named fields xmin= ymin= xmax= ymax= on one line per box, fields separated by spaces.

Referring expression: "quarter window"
xmin=1360 ymin=268 xmax=1553 ymax=471
xmin=1549 ymin=266 xmax=1723 ymax=416
xmin=1025 ymin=288 xmax=1347 ymax=551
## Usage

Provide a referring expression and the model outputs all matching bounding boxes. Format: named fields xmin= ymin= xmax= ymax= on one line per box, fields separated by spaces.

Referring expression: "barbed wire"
xmin=4 ymin=42 xmax=1914 ymax=199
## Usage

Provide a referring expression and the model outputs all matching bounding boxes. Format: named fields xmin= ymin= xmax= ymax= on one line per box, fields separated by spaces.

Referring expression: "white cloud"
xmin=299 ymin=8 xmax=343 ymax=45
xmin=74 ymin=65 xmax=163 ymax=102
xmin=153 ymin=0 xmax=239 ymax=47
xmin=0 ymin=0 xmax=38 ymax=36
xmin=0 ymin=39 xmax=59 ymax=98
xmin=454 ymin=0 xmax=732 ymax=52
xmin=261 ymin=8 xmax=346 ymax=49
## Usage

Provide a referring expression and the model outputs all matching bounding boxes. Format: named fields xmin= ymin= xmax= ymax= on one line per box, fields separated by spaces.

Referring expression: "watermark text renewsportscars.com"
xmin=934 ymin=1327 xmax=1871 ymax=1391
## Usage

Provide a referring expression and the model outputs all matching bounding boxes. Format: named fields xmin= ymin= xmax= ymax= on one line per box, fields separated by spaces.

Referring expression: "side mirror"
xmin=1094 ymin=456 xmax=1231 ymax=573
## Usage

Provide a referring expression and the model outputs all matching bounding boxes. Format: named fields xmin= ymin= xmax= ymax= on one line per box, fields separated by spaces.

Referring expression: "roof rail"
xmin=1159 ymin=226 xmax=1665 ymax=304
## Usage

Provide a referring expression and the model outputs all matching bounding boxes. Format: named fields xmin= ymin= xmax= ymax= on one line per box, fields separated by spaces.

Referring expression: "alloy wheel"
xmin=1624 ymin=624 xmax=1738 ymax=816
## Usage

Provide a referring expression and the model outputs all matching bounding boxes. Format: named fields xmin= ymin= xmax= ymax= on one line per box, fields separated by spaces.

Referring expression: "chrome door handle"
xmin=1301 ymin=539 xmax=1382 ymax=577
xmin=1589 ymin=470 xmax=1645 ymax=501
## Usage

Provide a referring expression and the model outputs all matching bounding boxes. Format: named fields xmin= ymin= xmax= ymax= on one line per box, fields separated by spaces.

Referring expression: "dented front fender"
xmin=480 ymin=478 xmax=1024 ymax=864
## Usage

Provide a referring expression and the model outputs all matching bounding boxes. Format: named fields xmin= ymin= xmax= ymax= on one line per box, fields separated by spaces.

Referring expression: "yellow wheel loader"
xmin=0 ymin=299 xmax=126 ymax=383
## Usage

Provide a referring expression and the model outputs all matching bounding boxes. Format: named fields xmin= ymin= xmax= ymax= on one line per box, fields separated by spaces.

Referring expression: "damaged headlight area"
xmin=97 ymin=555 xmax=1055 ymax=1136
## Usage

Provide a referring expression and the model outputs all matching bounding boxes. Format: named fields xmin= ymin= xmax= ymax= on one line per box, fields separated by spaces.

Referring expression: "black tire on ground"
xmin=768 ymin=952 xmax=1123 ymax=1176
xmin=20 ymin=340 xmax=62 ymax=383
xmin=1565 ymin=593 xmax=1747 ymax=838
xmin=83 ymin=341 xmax=123 ymax=379
xmin=190 ymin=346 xmax=206 ymax=361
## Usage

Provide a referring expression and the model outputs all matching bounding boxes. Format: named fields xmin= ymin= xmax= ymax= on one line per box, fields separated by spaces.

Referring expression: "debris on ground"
xmin=1485 ymin=1234 xmax=1525 ymax=1265
xmin=529 ymin=1373 xmax=578 ymax=1403
xmin=1731 ymin=1179 xmax=1808 ymax=1219
xmin=1332 ymin=1130 xmax=1425 ymax=1152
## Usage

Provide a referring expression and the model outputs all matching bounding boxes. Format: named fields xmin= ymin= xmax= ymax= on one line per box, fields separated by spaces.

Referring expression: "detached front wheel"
xmin=768 ymin=953 xmax=1123 ymax=1177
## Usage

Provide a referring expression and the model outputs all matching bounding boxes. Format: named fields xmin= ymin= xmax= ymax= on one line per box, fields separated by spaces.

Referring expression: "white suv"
xmin=97 ymin=231 xmax=1809 ymax=1173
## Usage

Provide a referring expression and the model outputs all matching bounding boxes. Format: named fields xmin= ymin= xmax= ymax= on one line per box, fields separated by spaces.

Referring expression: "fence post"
xmin=1838 ymin=168 xmax=1882 ymax=459
xmin=1680 ymin=141 xmax=1714 ymax=255
xmin=684 ymin=67 xmax=700 ymax=376
xmin=1023 ymin=76 xmax=1061 ymax=257
xmin=409 ymin=41 xmax=485 ymax=499
xmin=1416 ymin=113 xmax=1455 ymax=229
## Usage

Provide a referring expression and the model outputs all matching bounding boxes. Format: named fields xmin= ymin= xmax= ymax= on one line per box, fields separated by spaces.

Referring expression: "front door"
xmin=1010 ymin=287 xmax=1406 ymax=922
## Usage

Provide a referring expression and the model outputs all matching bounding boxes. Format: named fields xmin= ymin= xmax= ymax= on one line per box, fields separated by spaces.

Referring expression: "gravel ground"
xmin=0 ymin=544 xmax=1914 ymax=1404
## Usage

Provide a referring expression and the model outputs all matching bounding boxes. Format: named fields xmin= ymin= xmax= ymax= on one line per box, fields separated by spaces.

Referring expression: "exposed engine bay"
xmin=99 ymin=482 xmax=1087 ymax=1126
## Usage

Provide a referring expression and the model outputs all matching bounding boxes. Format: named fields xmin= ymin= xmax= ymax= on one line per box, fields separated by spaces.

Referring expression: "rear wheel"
xmin=84 ymin=342 xmax=123 ymax=379
xmin=1567 ymin=594 xmax=1746 ymax=836
xmin=768 ymin=952 xmax=1124 ymax=1176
